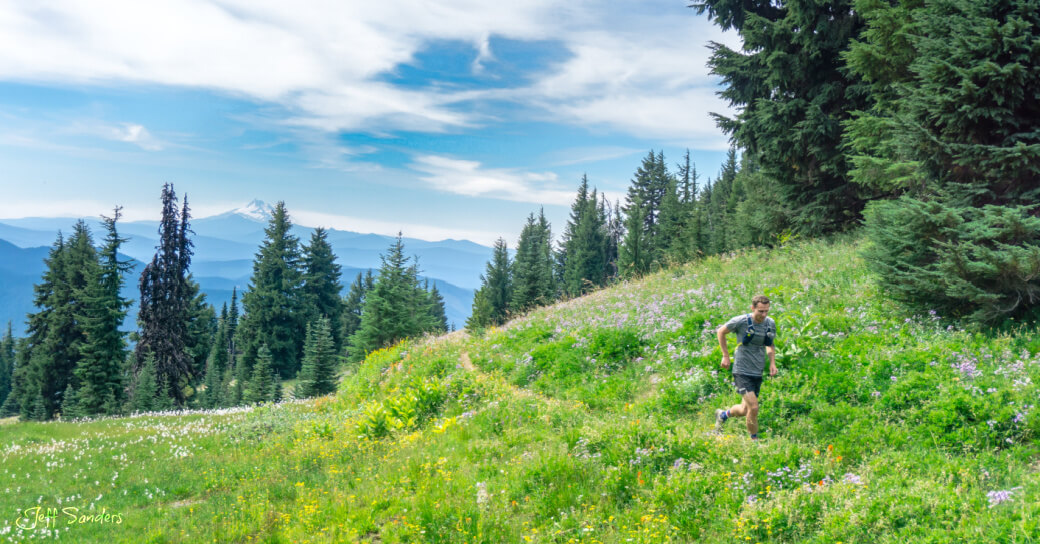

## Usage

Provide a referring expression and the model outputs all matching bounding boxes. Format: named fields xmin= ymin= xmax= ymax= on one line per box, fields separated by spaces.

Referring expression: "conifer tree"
xmin=130 ymin=353 xmax=159 ymax=413
xmin=21 ymin=222 xmax=96 ymax=420
xmin=136 ymin=184 xmax=196 ymax=407
xmin=245 ymin=344 xmax=276 ymax=404
xmin=297 ymin=317 xmax=337 ymax=398
xmin=561 ymin=177 xmax=608 ymax=296
xmin=73 ymin=209 xmax=132 ymax=417
xmin=237 ymin=202 xmax=306 ymax=379
xmin=424 ymin=281 xmax=449 ymax=333
xmin=349 ymin=234 xmax=423 ymax=360
xmin=341 ymin=270 xmax=373 ymax=359
xmin=692 ymin=0 xmax=871 ymax=234
xmin=656 ymin=176 xmax=684 ymax=264
xmin=604 ymin=199 xmax=623 ymax=282
xmin=469 ymin=238 xmax=512 ymax=328
xmin=302 ymin=227 xmax=344 ymax=352
xmin=201 ymin=356 xmax=224 ymax=409
xmin=511 ymin=211 xmax=555 ymax=313
xmin=1 ymin=339 xmax=27 ymax=417
xmin=619 ymin=195 xmax=649 ymax=278
xmin=0 ymin=323 xmax=13 ymax=409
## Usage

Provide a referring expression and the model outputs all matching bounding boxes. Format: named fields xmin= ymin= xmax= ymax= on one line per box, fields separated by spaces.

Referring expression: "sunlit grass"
xmin=2 ymin=234 xmax=1038 ymax=542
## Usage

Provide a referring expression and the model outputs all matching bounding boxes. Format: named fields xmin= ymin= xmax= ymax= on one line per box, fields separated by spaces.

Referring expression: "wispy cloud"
xmin=0 ymin=0 xmax=737 ymax=142
xmin=410 ymin=154 xmax=575 ymax=206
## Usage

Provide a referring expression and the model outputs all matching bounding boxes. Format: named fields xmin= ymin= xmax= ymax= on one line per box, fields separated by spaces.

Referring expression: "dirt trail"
xmin=459 ymin=351 xmax=476 ymax=371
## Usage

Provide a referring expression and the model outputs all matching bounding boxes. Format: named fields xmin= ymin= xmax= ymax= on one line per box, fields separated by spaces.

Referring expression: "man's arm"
xmin=716 ymin=325 xmax=731 ymax=369
xmin=767 ymin=345 xmax=777 ymax=376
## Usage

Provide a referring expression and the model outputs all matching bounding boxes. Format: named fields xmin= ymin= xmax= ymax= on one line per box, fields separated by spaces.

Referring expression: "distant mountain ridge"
xmin=0 ymin=201 xmax=482 ymax=335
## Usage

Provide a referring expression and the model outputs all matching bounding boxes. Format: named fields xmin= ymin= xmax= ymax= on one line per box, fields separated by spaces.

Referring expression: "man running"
xmin=714 ymin=295 xmax=777 ymax=440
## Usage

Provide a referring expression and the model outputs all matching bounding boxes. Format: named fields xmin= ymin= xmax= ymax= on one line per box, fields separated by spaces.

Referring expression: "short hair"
xmin=752 ymin=295 xmax=770 ymax=307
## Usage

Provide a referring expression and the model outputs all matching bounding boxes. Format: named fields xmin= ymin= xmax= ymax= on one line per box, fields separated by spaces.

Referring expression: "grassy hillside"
xmin=2 ymin=235 xmax=1039 ymax=543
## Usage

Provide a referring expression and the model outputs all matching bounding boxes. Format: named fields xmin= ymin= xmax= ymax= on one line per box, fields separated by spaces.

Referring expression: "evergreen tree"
xmin=349 ymin=234 xmax=424 ymax=360
xmin=21 ymin=222 xmax=96 ymax=420
xmin=73 ymin=209 xmax=132 ymax=417
xmin=0 ymin=323 xmax=13 ymax=410
xmin=297 ymin=317 xmax=338 ymax=398
xmin=60 ymin=384 xmax=82 ymax=420
xmin=302 ymin=227 xmax=344 ymax=352
xmin=511 ymin=210 xmax=555 ymax=313
xmin=245 ymin=344 xmax=276 ymax=404
xmin=562 ymin=178 xmax=609 ymax=296
xmin=341 ymin=270 xmax=373 ymax=360
xmin=425 ymin=281 xmax=449 ymax=333
xmin=692 ymin=0 xmax=874 ymax=234
xmin=130 ymin=353 xmax=159 ymax=413
xmin=1 ymin=339 xmax=28 ymax=417
xmin=201 ymin=356 xmax=224 ymax=409
xmin=856 ymin=0 xmax=1040 ymax=323
xmin=136 ymin=184 xmax=196 ymax=407
xmin=619 ymin=195 xmax=649 ymax=278
xmin=237 ymin=202 xmax=306 ymax=379
xmin=604 ymin=198 xmax=623 ymax=282
xmin=208 ymin=304 xmax=230 ymax=378
xmin=656 ymin=176 xmax=684 ymax=264
xmin=469 ymin=238 xmax=512 ymax=328
xmin=624 ymin=151 xmax=671 ymax=264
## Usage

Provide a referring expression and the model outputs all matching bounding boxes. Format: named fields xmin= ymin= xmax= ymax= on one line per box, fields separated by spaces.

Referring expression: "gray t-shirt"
xmin=724 ymin=314 xmax=777 ymax=377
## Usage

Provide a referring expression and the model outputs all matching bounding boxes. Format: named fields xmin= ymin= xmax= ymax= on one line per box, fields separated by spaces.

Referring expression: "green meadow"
xmin=2 ymin=235 xmax=1038 ymax=543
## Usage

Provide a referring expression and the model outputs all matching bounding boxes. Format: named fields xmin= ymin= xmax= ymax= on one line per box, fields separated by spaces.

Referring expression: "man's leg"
xmin=725 ymin=391 xmax=759 ymax=434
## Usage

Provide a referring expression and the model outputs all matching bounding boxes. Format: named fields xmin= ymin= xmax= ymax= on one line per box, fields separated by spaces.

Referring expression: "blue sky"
xmin=0 ymin=0 xmax=740 ymax=246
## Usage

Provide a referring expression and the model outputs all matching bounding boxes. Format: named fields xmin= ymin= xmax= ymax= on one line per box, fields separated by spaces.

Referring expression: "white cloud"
xmin=290 ymin=208 xmax=500 ymax=246
xmin=410 ymin=155 xmax=575 ymax=206
xmin=0 ymin=0 xmax=739 ymax=143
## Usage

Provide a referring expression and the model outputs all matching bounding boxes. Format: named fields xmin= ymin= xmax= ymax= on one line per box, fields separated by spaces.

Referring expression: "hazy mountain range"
xmin=0 ymin=200 xmax=484 ymax=336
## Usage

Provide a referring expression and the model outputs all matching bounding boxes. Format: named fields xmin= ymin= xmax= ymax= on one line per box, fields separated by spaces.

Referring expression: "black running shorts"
xmin=734 ymin=373 xmax=763 ymax=398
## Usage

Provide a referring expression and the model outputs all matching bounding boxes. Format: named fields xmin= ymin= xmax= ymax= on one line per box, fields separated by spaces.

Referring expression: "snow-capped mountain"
xmin=205 ymin=199 xmax=275 ymax=223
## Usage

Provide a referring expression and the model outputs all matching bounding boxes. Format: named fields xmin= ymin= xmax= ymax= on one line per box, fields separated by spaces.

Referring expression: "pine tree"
xmin=297 ymin=317 xmax=338 ymax=398
xmin=511 ymin=211 xmax=555 ymax=313
xmin=201 ymin=356 xmax=224 ymax=409
xmin=656 ymin=176 xmax=684 ymax=264
xmin=184 ymin=278 xmax=216 ymax=386
xmin=619 ymin=195 xmax=649 ymax=278
xmin=0 ymin=338 xmax=27 ymax=417
xmin=341 ymin=270 xmax=373 ymax=360
xmin=21 ymin=222 xmax=96 ymax=420
xmin=0 ymin=323 xmax=13 ymax=410
xmin=604 ymin=199 xmax=623 ymax=282
xmin=856 ymin=0 xmax=1040 ymax=323
xmin=245 ymin=344 xmax=276 ymax=404
xmin=130 ymin=353 xmax=159 ymax=413
xmin=349 ymin=234 xmax=423 ymax=361
xmin=469 ymin=238 xmax=512 ymax=328
xmin=136 ymin=184 xmax=196 ymax=407
xmin=560 ymin=176 xmax=608 ymax=297
xmin=302 ymin=227 xmax=344 ymax=352
xmin=425 ymin=281 xmax=449 ymax=333
xmin=237 ymin=202 xmax=306 ymax=379
xmin=692 ymin=0 xmax=873 ymax=234
xmin=73 ymin=209 xmax=132 ymax=417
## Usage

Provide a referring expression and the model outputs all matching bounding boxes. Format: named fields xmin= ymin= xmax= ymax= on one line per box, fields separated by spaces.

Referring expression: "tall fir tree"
xmin=341 ymin=270 xmax=373 ymax=360
xmin=296 ymin=316 xmax=338 ymax=398
xmin=237 ymin=202 xmax=306 ymax=379
xmin=692 ymin=0 xmax=873 ymax=234
xmin=561 ymin=177 xmax=608 ymax=296
xmin=72 ymin=209 xmax=132 ymax=417
xmin=424 ymin=280 xmax=449 ymax=334
xmin=349 ymin=234 xmax=424 ymax=360
xmin=129 ymin=353 xmax=159 ymax=413
xmin=245 ymin=344 xmax=277 ymax=404
xmin=301 ymin=227 xmax=344 ymax=352
xmin=21 ymin=222 xmax=96 ymax=420
xmin=0 ymin=323 xmax=13 ymax=410
xmin=136 ymin=184 xmax=196 ymax=407
xmin=619 ymin=195 xmax=649 ymax=278
xmin=511 ymin=210 xmax=555 ymax=313
xmin=1 ymin=338 xmax=28 ymax=417
xmin=469 ymin=237 xmax=512 ymax=329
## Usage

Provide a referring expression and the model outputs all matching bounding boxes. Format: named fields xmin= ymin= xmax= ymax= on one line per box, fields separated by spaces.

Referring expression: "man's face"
xmin=751 ymin=303 xmax=770 ymax=323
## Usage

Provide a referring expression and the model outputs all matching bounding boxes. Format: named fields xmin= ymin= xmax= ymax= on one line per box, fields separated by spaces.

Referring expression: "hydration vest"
xmin=742 ymin=314 xmax=774 ymax=347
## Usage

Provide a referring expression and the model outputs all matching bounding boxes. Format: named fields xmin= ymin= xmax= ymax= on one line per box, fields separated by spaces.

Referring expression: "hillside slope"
xmin=2 ymin=236 xmax=1038 ymax=543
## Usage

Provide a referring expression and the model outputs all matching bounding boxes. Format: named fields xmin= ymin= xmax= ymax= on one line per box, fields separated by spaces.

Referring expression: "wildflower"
xmin=986 ymin=487 xmax=1022 ymax=508
xmin=871 ymin=391 xmax=881 ymax=398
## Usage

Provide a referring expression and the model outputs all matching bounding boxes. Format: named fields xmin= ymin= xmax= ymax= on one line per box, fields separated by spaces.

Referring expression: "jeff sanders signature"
xmin=15 ymin=506 xmax=123 ymax=529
